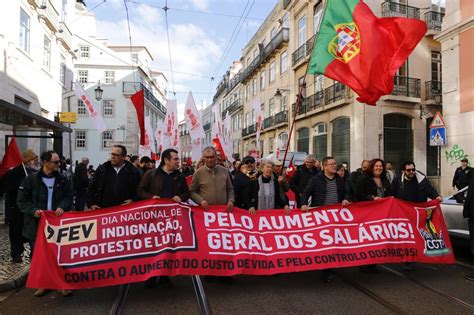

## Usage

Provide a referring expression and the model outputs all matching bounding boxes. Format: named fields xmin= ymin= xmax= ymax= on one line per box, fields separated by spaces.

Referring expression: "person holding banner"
xmin=87 ymin=145 xmax=141 ymax=210
xmin=233 ymin=156 xmax=258 ymax=210
xmin=190 ymin=146 xmax=234 ymax=212
xmin=17 ymin=150 xmax=73 ymax=297
xmin=300 ymin=156 xmax=350 ymax=283
xmin=273 ymin=159 xmax=290 ymax=203
xmin=356 ymin=159 xmax=392 ymax=202
xmin=137 ymin=148 xmax=189 ymax=288
xmin=248 ymin=159 xmax=290 ymax=215
xmin=289 ymin=154 xmax=319 ymax=208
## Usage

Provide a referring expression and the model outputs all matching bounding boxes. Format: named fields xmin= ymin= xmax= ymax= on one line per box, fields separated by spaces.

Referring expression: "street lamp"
xmin=94 ymin=81 xmax=103 ymax=101
xmin=434 ymin=94 xmax=442 ymax=104
xmin=420 ymin=104 xmax=433 ymax=120
xmin=274 ymin=88 xmax=290 ymax=98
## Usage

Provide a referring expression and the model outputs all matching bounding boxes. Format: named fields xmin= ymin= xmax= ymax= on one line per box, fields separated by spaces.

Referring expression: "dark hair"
xmin=140 ymin=156 xmax=152 ymax=164
xmin=337 ymin=164 xmax=345 ymax=172
xmin=366 ymin=158 xmax=386 ymax=177
xmin=160 ymin=149 xmax=178 ymax=166
xmin=130 ymin=155 xmax=139 ymax=163
xmin=40 ymin=150 xmax=57 ymax=162
xmin=402 ymin=161 xmax=416 ymax=171
xmin=113 ymin=144 xmax=127 ymax=156
xmin=322 ymin=156 xmax=335 ymax=165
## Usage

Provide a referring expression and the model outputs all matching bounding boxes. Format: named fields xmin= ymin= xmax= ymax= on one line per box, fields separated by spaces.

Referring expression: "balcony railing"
xmin=392 ymin=76 xmax=421 ymax=98
xmin=292 ymin=84 xmax=350 ymax=116
xmin=283 ymin=0 xmax=291 ymax=9
xmin=122 ymin=82 xmax=166 ymax=116
xmin=425 ymin=81 xmax=442 ymax=101
xmin=274 ymin=110 xmax=288 ymax=124
xmin=214 ymin=80 xmax=228 ymax=100
xmin=263 ymin=116 xmax=274 ymax=129
xmin=227 ymin=98 xmax=242 ymax=114
xmin=381 ymin=1 xmax=420 ymax=19
xmin=38 ymin=0 xmax=60 ymax=32
xmin=57 ymin=22 xmax=73 ymax=51
xmin=227 ymin=73 xmax=241 ymax=93
xmin=324 ymin=83 xmax=348 ymax=104
xmin=203 ymin=122 xmax=211 ymax=131
xmin=241 ymin=28 xmax=289 ymax=82
xmin=292 ymin=35 xmax=316 ymax=67
xmin=242 ymin=123 xmax=257 ymax=137
xmin=425 ymin=11 xmax=444 ymax=32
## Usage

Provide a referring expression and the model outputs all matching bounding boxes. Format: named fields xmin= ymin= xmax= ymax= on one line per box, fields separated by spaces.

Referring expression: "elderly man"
xmin=190 ymin=147 xmax=234 ymax=212
xmin=289 ymin=154 xmax=319 ymax=208
xmin=73 ymin=157 xmax=89 ymax=211
xmin=17 ymin=150 xmax=73 ymax=297
xmin=88 ymin=145 xmax=141 ymax=209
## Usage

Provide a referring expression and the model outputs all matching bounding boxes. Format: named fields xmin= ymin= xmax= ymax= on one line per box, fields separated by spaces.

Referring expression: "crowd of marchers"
xmin=2 ymin=144 xmax=473 ymax=297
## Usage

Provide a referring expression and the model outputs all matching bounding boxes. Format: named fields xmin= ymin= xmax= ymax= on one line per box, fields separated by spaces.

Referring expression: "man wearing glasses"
xmin=17 ymin=150 xmax=73 ymax=297
xmin=391 ymin=161 xmax=442 ymax=203
xmin=87 ymin=145 xmax=141 ymax=210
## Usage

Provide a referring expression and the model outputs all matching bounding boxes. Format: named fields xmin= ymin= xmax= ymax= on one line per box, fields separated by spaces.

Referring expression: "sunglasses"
xmin=244 ymin=159 xmax=255 ymax=165
xmin=405 ymin=168 xmax=416 ymax=172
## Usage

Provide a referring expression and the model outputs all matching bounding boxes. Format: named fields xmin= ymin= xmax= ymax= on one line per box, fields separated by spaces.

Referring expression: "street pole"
xmin=67 ymin=95 xmax=73 ymax=161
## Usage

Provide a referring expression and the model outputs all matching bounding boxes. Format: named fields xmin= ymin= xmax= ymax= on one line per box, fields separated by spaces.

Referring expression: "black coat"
xmin=301 ymin=173 xmax=348 ymax=207
xmin=73 ymin=162 xmax=89 ymax=193
xmin=289 ymin=166 xmax=319 ymax=202
xmin=137 ymin=167 xmax=189 ymax=201
xmin=4 ymin=164 xmax=35 ymax=220
xmin=87 ymin=161 xmax=141 ymax=208
xmin=463 ymin=174 xmax=474 ymax=219
xmin=233 ymin=172 xmax=258 ymax=210
xmin=452 ymin=166 xmax=472 ymax=189
xmin=348 ymin=168 xmax=365 ymax=201
xmin=391 ymin=171 xmax=440 ymax=203
xmin=357 ymin=174 xmax=392 ymax=201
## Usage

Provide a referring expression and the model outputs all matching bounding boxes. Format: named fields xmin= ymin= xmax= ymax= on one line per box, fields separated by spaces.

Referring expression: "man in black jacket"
xmin=17 ymin=150 xmax=73 ymax=297
xmin=452 ymin=158 xmax=472 ymax=202
xmin=391 ymin=161 xmax=442 ymax=203
xmin=73 ymin=157 xmax=89 ymax=211
xmin=88 ymin=145 xmax=141 ymax=209
xmin=463 ymin=173 xmax=474 ymax=281
xmin=4 ymin=149 xmax=37 ymax=263
xmin=348 ymin=159 xmax=369 ymax=201
xmin=289 ymin=154 xmax=319 ymax=207
xmin=137 ymin=148 xmax=189 ymax=288
xmin=300 ymin=156 xmax=350 ymax=283
xmin=233 ymin=155 xmax=258 ymax=210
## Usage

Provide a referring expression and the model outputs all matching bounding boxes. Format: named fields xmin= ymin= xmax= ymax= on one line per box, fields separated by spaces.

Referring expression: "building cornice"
xmin=435 ymin=16 xmax=474 ymax=42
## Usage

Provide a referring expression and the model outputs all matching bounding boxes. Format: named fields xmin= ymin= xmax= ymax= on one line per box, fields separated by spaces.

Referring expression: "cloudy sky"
xmin=88 ymin=0 xmax=276 ymax=111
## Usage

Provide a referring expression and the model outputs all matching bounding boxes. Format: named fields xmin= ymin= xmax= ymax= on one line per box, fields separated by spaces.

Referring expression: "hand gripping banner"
xmin=27 ymin=198 xmax=455 ymax=289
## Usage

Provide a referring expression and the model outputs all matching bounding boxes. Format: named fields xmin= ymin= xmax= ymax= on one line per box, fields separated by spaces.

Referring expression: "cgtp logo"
xmin=414 ymin=206 xmax=450 ymax=256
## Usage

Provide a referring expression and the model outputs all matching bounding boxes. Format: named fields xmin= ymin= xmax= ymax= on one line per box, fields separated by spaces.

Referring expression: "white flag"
xmin=139 ymin=115 xmax=156 ymax=157
xmin=223 ymin=112 xmax=234 ymax=162
xmin=184 ymin=92 xmax=205 ymax=139
xmin=155 ymin=119 xmax=165 ymax=154
xmin=163 ymin=99 xmax=180 ymax=152
xmin=252 ymin=97 xmax=263 ymax=144
xmin=74 ymin=81 xmax=107 ymax=132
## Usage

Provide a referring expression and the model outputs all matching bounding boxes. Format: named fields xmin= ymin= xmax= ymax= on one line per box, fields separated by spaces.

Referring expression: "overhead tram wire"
xmin=69 ymin=0 xmax=107 ymax=25
xmin=123 ymin=0 xmax=139 ymax=88
xmin=164 ymin=0 xmax=176 ymax=98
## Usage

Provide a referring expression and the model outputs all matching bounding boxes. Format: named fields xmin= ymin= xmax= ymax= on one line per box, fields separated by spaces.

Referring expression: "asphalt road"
xmin=1 ymin=241 xmax=473 ymax=315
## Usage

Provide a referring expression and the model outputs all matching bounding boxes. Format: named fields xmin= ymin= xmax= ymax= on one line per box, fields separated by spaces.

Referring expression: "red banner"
xmin=27 ymin=198 xmax=455 ymax=289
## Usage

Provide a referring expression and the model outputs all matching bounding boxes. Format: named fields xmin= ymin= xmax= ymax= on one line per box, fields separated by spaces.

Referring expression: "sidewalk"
xmin=0 ymin=223 xmax=30 ymax=292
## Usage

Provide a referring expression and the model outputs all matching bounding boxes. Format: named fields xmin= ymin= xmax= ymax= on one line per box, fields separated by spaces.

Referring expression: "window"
xmin=297 ymin=128 xmax=310 ymax=154
xmin=80 ymin=45 xmax=90 ymax=58
xmin=43 ymin=36 xmax=51 ymax=71
xmin=269 ymin=61 xmax=276 ymax=82
xmin=103 ymin=100 xmax=114 ymax=117
xmin=78 ymin=70 xmax=88 ymax=83
xmin=102 ymin=131 xmax=113 ymax=149
xmin=77 ymin=99 xmax=87 ymax=116
xmin=60 ymin=0 xmax=67 ymax=22
xmin=75 ymin=131 xmax=86 ymax=149
xmin=280 ymin=51 xmax=288 ymax=74
xmin=431 ymin=51 xmax=442 ymax=82
xmin=260 ymin=71 xmax=266 ymax=90
xmin=384 ymin=114 xmax=413 ymax=172
xmin=313 ymin=2 xmax=323 ymax=35
xmin=245 ymin=112 xmax=250 ymax=128
xmin=298 ymin=16 xmax=307 ymax=47
xmin=269 ymin=137 xmax=274 ymax=152
xmin=279 ymin=132 xmax=288 ymax=150
xmin=269 ymin=97 xmax=275 ymax=116
xmin=280 ymin=94 xmax=287 ymax=112
xmin=253 ymin=49 xmax=258 ymax=59
xmin=19 ymin=8 xmax=30 ymax=53
xmin=332 ymin=117 xmax=351 ymax=166
xmin=313 ymin=123 xmax=327 ymax=161
xmin=281 ymin=13 xmax=289 ymax=28
xmin=299 ymin=76 xmax=306 ymax=98
xmin=105 ymin=71 xmax=115 ymax=85
xmin=252 ymin=109 xmax=256 ymax=124
xmin=314 ymin=75 xmax=324 ymax=92
xmin=131 ymin=53 xmax=138 ymax=63
xmin=246 ymin=85 xmax=250 ymax=101
xmin=270 ymin=27 xmax=276 ymax=39
xmin=60 ymin=55 xmax=66 ymax=85
xmin=238 ymin=114 xmax=242 ymax=129
xmin=253 ymin=78 xmax=257 ymax=96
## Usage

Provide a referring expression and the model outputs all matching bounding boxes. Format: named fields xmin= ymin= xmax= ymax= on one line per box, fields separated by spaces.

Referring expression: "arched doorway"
xmin=384 ymin=114 xmax=413 ymax=172
xmin=297 ymin=127 xmax=309 ymax=153
xmin=332 ymin=117 xmax=350 ymax=166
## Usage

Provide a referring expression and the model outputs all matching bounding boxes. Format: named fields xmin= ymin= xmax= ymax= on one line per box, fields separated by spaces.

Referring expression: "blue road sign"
xmin=429 ymin=127 xmax=446 ymax=146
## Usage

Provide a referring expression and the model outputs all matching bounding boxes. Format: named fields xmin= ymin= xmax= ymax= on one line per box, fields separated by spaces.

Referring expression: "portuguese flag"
xmin=308 ymin=0 xmax=427 ymax=105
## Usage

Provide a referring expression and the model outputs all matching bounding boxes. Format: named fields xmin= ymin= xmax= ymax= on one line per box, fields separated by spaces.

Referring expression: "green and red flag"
xmin=308 ymin=0 xmax=427 ymax=105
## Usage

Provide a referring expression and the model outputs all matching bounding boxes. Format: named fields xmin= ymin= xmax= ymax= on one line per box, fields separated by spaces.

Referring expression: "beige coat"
xmin=189 ymin=165 xmax=235 ymax=205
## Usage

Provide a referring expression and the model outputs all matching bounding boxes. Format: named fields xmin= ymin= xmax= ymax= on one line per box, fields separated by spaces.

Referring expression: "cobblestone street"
xmin=0 ymin=222 xmax=30 ymax=285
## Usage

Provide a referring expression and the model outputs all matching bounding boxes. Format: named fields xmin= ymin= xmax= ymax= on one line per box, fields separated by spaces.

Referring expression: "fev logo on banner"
xmin=414 ymin=205 xmax=450 ymax=256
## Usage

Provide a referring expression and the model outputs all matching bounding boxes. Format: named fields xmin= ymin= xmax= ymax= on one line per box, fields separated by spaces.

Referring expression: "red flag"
xmin=286 ymin=156 xmax=296 ymax=180
xmin=212 ymin=137 xmax=227 ymax=162
xmin=0 ymin=137 xmax=23 ymax=178
xmin=308 ymin=0 xmax=427 ymax=105
xmin=131 ymin=90 xmax=145 ymax=145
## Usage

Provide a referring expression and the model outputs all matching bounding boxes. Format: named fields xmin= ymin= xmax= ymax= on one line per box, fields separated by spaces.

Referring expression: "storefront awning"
xmin=0 ymin=99 xmax=72 ymax=133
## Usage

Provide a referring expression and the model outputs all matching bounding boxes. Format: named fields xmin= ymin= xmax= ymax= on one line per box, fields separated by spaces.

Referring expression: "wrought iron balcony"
xmin=392 ymin=76 xmax=421 ymax=98
xmin=263 ymin=116 xmax=274 ymax=129
xmin=324 ymin=83 xmax=348 ymax=104
xmin=274 ymin=110 xmax=288 ymax=124
xmin=38 ymin=0 xmax=60 ymax=32
xmin=242 ymin=123 xmax=257 ymax=137
xmin=292 ymin=35 xmax=316 ymax=67
xmin=292 ymin=84 xmax=350 ymax=116
xmin=214 ymin=79 xmax=228 ymax=100
xmin=425 ymin=81 xmax=442 ymax=101
xmin=425 ymin=11 xmax=444 ymax=32
xmin=227 ymin=98 xmax=242 ymax=114
xmin=241 ymin=28 xmax=289 ymax=82
xmin=227 ymin=73 xmax=241 ymax=93
xmin=381 ymin=1 xmax=420 ymax=19
xmin=122 ymin=82 xmax=166 ymax=116
xmin=57 ymin=22 xmax=73 ymax=51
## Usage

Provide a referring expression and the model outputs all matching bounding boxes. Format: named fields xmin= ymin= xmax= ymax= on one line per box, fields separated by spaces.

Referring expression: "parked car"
xmin=440 ymin=196 xmax=469 ymax=239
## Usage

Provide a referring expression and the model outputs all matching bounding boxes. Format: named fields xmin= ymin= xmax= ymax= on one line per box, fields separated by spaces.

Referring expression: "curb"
xmin=0 ymin=265 xmax=29 ymax=293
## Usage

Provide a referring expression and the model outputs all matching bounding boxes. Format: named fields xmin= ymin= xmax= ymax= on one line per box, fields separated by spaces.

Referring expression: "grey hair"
xmin=261 ymin=158 xmax=274 ymax=167
xmin=305 ymin=154 xmax=315 ymax=161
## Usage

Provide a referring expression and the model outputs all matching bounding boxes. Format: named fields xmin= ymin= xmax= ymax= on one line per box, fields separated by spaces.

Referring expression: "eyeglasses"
xmin=405 ymin=168 xmax=416 ymax=172
xmin=49 ymin=160 xmax=60 ymax=164
xmin=110 ymin=153 xmax=123 ymax=157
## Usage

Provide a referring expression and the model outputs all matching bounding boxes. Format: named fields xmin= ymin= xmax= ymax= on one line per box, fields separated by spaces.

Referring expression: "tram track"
xmin=109 ymin=284 xmax=130 ymax=315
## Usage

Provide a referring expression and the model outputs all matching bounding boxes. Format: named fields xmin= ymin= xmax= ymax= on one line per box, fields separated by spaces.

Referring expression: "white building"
xmin=63 ymin=1 xmax=167 ymax=167
xmin=0 ymin=0 xmax=76 ymax=156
